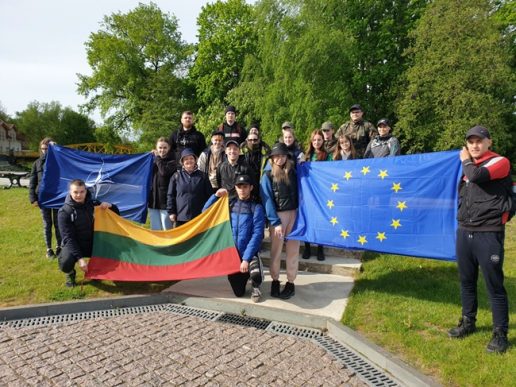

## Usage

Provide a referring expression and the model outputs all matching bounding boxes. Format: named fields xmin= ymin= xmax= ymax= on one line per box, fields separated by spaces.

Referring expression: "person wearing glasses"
xmin=29 ymin=137 xmax=62 ymax=259
xmin=240 ymin=124 xmax=271 ymax=178
xmin=336 ymin=104 xmax=377 ymax=158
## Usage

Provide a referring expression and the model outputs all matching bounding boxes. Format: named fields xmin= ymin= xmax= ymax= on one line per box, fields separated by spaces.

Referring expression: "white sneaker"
xmin=251 ymin=287 xmax=262 ymax=303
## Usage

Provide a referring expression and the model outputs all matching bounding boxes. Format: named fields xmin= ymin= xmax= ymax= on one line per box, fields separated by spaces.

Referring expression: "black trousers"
xmin=228 ymin=256 xmax=263 ymax=297
xmin=40 ymin=208 xmax=61 ymax=249
xmin=456 ymin=228 xmax=508 ymax=330
xmin=58 ymin=245 xmax=79 ymax=274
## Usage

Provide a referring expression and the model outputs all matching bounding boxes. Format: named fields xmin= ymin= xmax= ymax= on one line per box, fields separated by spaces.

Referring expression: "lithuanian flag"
xmin=86 ymin=196 xmax=241 ymax=281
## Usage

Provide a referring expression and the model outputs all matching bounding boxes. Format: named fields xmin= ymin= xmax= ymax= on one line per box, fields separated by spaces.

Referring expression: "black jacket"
xmin=218 ymin=121 xmax=247 ymax=145
xmin=166 ymin=169 xmax=213 ymax=222
xmin=148 ymin=153 xmax=177 ymax=210
xmin=216 ymin=158 xmax=257 ymax=200
xmin=264 ymin=168 xmax=298 ymax=212
xmin=169 ymin=125 xmax=207 ymax=167
xmin=29 ymin=155 xmax=46 ymax=204
xmin=457 ymin=152 xmax=512 ymax=231
xmin=58 ymin=192 xmax=119 ymax=260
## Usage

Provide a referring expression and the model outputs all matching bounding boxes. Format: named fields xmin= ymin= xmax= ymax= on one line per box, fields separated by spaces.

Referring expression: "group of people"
xmin=29 ymin=105 xmax=511 ymax=353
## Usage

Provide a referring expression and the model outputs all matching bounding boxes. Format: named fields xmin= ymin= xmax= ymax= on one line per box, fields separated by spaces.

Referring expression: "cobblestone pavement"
xmin=0 ymin=311 xmax=365 ymax=386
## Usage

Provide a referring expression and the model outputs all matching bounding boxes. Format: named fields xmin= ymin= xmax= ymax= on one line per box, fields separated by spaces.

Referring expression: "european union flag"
xmin=39 ymin=145 xmax=153 ymax=223
xmin=288 ymin=151 xmax=462 ymax=261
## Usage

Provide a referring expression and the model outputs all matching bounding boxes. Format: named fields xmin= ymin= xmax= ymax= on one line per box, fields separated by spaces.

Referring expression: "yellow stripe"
xmin=94 ymin=196 xmax=229 ymax=246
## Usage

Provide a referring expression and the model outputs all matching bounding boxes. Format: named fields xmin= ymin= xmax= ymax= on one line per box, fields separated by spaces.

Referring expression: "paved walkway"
xmin=0 ymin=311 xmax=364 ymax=386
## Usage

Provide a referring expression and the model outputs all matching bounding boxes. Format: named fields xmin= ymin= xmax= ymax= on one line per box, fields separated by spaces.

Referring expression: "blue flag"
xmin=39 ymin=145 xmax=153 ymax=223
xmin=288 ymin=150 xmax=462 ymax=261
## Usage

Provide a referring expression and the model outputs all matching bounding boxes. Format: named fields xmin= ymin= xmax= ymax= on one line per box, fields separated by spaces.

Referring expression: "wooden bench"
xmin=0 ymin=171 xmax=29 ymax=189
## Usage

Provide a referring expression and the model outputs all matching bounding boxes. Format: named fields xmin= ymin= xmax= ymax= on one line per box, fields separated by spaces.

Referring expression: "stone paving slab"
xmin=164 ymin=270 xmax=354 ymax=322
xmin=0 ymin=311 xmax=365 ymax=386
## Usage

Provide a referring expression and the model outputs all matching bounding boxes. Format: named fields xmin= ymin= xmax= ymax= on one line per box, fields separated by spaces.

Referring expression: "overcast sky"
xmin=0 ymin=0 xmax=214 ymax=122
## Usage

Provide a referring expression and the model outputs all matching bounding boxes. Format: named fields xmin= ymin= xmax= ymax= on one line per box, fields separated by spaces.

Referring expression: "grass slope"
xmin=343 ymin=223 xmax=515 ymax=386
xmin=0 ymin=188 xmax=174 ymax=307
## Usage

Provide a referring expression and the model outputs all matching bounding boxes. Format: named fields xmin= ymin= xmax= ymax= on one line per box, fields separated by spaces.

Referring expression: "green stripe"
xmin=92 ymin=221 xmax=234 ymax=266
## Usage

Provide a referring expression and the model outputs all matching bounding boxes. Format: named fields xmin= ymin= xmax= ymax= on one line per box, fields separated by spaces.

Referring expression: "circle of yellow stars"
xmin=326 ymin=168 xmax=406 ymax=246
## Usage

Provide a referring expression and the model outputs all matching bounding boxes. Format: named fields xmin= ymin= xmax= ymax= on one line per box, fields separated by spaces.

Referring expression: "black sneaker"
xmin=302 ymin=243 xmax=311 ymax=259
xmin=486 ymin=328 xmax=509 ymax=353
xmin=65 ymin=270 xmax=76 ymax=288
xmin=279 ymin=282 xmax=295 ymax=299
xmin=270 ymin=280 xmax=280 ymax=298
xmin=316 ymin=245 xmax=325 ymax=261
xmin=448 ymin=316 xmax=476 ymax=338
xmin=46 ymin=248 xmax=55 ymax=259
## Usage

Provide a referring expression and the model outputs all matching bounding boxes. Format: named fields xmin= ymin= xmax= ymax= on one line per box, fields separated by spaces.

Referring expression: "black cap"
xmin=465 ymin=125 xmax=490 ymax=140
xmin=180 ymin=148 xmax=197 ymax=162
xmin=235 ymin=174 xmax=252 ymax=185
xmin=211 ymin=130 xmax=225 ymax=138
xmin=225 ymin=139 xmax=240 ymax=147
xmin=377 ymin=118 xmax=390 ymax=127
xmin=225 ymin=105 xmax=236 ymax=114
xmin=349 ymin=104 xmax=362 ymax=112
xmin=269 ymin=142 xmax=289 ymax=157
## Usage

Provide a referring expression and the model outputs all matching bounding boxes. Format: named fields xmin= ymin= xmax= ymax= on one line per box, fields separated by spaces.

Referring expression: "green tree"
xmin=191 ymin=0 xmax=257 ymax=108
xmin=0 ymin=102 xmax=10 ymax=122
xmin=227 ymin=0 xmax=426 ymax=145
xmin=14 ymin=101 xmax=95 ymax=150
xmin=77 ymin=3 xmax=193 ymax=146
xmin=229 ymin=0 xmax=355 ymax=144
xmin=396 ymin=0 xmax=515 ymax=154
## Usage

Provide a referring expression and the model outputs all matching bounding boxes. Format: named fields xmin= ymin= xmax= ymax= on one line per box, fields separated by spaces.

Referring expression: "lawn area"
xmin=342 ymin=221 xmax=515 ymax=385
xmin=2 ymin=186 xmax=515 ymax=385
xmin=0 ymin=187 xmax=174 ymax=307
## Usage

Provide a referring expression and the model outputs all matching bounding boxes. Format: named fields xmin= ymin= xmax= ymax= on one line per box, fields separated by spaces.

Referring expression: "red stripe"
xmin=85 ymin=246 xmax=241 ymax=281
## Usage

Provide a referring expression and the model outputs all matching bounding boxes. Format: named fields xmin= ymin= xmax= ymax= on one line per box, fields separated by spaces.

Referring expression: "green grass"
xmin=2 ymin=187 xmax=515 ymax=384
xmin=342 ymin=222 xmax=516 ymax=386
xmin=0 ymin=188 xmax=174 ymax=307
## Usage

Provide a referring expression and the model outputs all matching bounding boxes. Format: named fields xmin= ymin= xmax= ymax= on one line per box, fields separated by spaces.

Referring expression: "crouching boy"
xmin=57 ymin=179 xmax=119 ymax=287
xmin=203 ymin=174 xmax=265 ymax=302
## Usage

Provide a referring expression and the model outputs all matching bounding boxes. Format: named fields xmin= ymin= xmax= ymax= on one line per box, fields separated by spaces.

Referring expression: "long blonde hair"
xmin=270 ymin=157 xmax=294 ymax=184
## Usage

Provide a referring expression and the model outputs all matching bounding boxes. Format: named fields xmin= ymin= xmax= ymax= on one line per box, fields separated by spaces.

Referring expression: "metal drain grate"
xmin=215 ymin=313 xmax=271 ymax=330
xmin=0 ymin=304 xmax=166 ymax=329
xmin=164 ymin=304 xmax=222 ymax=321
xmin=267 ymin=321 xmax=324 ymax=339
xmin=316 ymin=336 xmax=398 ymax=387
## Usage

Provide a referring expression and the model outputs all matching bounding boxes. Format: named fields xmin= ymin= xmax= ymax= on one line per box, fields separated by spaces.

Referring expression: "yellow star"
xmin=327 ymin=200 xmax=335 ymax=209
xmin=376 ymin=232 xmax=387 ymax=242
xmin=340 ymin=230 xmax=350 ymax=239
xmin=378 ymin=170 xmax=388 ymax=179
xmin=390 ymin=219 xmax=401 ymax=230
xmin=357 ymin=235 xmax=367 ymax=245
xmin=396 ymin=201 xmax=408 ymax=212
xmin=331 ymin=183 xmax=339 ymax=192
xmin=344 ymin=171 xmax=352 ymax=181
xmin=330 ymin=217 xmax=338 ymax=226
xmin=391 ymin=182 xmax=402 ymax=193
xmin=361 ymin=166 xmax=371 ymax=175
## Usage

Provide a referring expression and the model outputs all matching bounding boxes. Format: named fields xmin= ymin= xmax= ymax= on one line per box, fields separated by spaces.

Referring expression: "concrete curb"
xmin=0 ymin=294 xmax=174 ymax=321
xmin=326 ymin=320 xmax=441 ymax=387
xmin=1 ymin=293 xmax=440 ymax=386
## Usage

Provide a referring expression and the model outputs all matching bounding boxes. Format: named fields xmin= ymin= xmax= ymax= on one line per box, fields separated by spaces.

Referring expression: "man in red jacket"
xmin=448 ymin=126 xmax=512 ymax=353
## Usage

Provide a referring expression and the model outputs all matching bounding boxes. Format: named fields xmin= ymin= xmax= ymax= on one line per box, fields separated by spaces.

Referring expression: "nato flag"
xmin=38 ymin=145 xmax=153 ymax=223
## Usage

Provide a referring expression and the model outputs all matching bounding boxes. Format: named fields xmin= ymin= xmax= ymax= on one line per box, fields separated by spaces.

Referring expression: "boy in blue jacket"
xmin=203 ymin=174 xmax=265 ymax=302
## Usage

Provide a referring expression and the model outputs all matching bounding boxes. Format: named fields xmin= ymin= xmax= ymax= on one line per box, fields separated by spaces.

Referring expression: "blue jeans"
xmin=148 ymin=208 xmax=173 ymax=230
xmin=40 ymin=208 xmax=61 ymax=249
